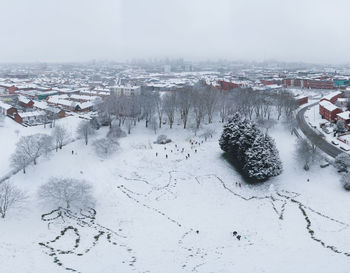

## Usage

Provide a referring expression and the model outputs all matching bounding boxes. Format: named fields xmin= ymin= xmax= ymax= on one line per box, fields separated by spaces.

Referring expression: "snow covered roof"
xmin=17 ymin=111 xmax=46 ymax=118
xmin=18 ymin=95 xmax=32 ymax=104
xmin=337 ymin=111 xmax=350 ymax=120
xmin=321 ymin=91 xmax=342 ymax=101
xmin=34 ymin=101 xmax=49 ymax=110
xmin=319 ymin=100 xmax=340 ymax=112
xmin=79 ymin=102 xmax=93 ymax=109
xmin=0 ymin=101 xmax=13 ymax=110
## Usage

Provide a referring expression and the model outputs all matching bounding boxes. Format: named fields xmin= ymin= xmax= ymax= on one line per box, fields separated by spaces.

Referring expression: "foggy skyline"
xmin=0 ymin=0 xmax=349 ymax=64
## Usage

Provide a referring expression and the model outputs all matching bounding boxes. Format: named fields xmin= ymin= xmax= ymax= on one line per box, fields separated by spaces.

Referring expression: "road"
xmin=296 ymin=102 xmax=342 ymax=158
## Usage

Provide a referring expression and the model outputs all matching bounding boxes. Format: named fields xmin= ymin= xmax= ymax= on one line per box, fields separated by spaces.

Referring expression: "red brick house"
xmin=319 ymin=100 xmax=342 ymax=122
xmin=296 ymin=95 xmax=308 ymax=106
xmin=14 ymin=113 xmax=22 ymax=124
xmin=18 ymin=96 xmax=34 ymax=108
xmin=8 ymin=86 xmax=18 ymax=94
xmin=320 ymin=91 xmax=342 ymax=104
xmin=336 ymin=111 xmax=350 ymax=129
xmin=0 ymin=101 xmax=17 ymax=116
xmin=216 ymin=80 xmax=241 ymax=90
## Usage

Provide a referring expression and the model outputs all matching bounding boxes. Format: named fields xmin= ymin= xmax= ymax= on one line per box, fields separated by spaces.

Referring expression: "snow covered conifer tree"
xmin=220 ymin=113 xmax=282 ymax=181
xmin=219 ymin=112 xmax=243 ymax=154
xmin=244 ymin=133 xmax=282 ymax=180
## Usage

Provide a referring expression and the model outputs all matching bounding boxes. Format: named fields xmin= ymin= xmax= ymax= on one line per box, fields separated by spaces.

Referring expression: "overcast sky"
xmin=0 ymin=0 xmax=349 ymax=64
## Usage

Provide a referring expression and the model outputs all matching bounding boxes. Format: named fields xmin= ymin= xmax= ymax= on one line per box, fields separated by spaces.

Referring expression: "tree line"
xmin=94 ymin=84 xmax=299 ymax=134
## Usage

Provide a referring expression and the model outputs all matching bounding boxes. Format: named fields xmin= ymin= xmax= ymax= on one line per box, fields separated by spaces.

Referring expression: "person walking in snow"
xmin=166 ymin=154 xmax=168 ymax=159
xmin=72 ymin=150 xmax=74 ymax=155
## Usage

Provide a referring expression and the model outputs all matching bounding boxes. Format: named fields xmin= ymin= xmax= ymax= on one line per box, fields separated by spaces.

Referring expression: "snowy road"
xmin=296 ymin=102 xmax=342 ymax=158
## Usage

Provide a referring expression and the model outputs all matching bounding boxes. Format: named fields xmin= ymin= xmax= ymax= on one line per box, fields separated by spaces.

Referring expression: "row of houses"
xmin=0 ymin=100 xmax=65 ymax=125
xmin=283 ymin=78 xmax=350 ymax=90
xmin=318 ymin=91 xmax=350 ymax=128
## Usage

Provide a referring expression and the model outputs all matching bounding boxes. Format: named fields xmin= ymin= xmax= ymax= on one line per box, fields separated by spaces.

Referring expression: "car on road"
xmin=340 ymin=144 xmax=350 ymax=151
xmin=331 ymin=140 xmax=339 ymax=145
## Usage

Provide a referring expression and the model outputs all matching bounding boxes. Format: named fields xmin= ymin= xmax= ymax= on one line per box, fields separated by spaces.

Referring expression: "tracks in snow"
xmin=39 ymin=207 xmax=137 ymax=273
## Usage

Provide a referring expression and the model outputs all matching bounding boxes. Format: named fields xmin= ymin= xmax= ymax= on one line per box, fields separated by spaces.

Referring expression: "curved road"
xmin=296 ymin=102 xmax=342 ymax=158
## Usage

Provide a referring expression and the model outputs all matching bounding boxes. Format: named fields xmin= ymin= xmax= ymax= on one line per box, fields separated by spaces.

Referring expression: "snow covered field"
xmin=1 ymin=116 xmax=350 ymax=273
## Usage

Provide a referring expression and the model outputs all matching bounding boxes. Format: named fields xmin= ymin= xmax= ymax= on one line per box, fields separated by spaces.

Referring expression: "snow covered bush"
xmin=200 ymin=128 xmax=215 ymax=141
xmin=93 ymin=138 xmax=119 ymax=158
xmin=219 ymin=113 xmax=282 ymax=181
xmin=38 ymin=177 xmax=95 ymax=210
xmin=155 ymin=135 xmax=171 ymax=144
xmin=106 ymin=125 xmax=126 ymax=140
xmin=334 ymin=153 xmax=350 ymax=173
xmin=340 ymin=173 xmax=350 ymax=191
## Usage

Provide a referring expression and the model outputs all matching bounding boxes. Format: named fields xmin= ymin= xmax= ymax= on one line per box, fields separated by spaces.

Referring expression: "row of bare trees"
xmin=95 ymin=85 xmax=299 ymax=133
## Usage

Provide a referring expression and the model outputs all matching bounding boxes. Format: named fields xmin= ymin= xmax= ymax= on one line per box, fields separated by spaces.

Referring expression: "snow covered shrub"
xmin=200 ymin=128 xmax=215 ymax=141
xmin=219 ymin=112 xmax=282 ymax=181
xmin=38 ymin=177 xmax=95 ymax=210
xmin=106 ymin=125 xmax=126 ymax=140
xmin=340 ymin=173 xmax=350 ymax=191
xmin=155 ymin=135 xmax=171 ymax=144
xmin=93 ymin=138 xmax=119 ymax=158
xmin=334 ymin=153 xmax=350 ymax=173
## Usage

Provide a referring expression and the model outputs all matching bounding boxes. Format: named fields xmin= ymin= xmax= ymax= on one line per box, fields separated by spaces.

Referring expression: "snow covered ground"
xmin=0 ymin=116 xmax=350 ymax=273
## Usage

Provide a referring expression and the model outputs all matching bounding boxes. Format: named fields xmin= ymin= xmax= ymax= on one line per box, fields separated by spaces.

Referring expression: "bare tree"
xmin=10 ymin=151 xmax=30 ymax=174
xmin=38 ymin=177 xmax=95 ymax=210
xmin=192 ymin=89 xmax=206 ymax=129
xmin=93 ymin=138 xmax=119 ymax=158
xmin=0 ymin=181 xmax=27 ymax=218
xmin=96 ymin=93 xmax=118 ymax=128
xmin=163 ymin=92 xmax=177 ymax=129
xmin=203 ymin=86 xmax=218 ymax=123
xmin=200 ymin=128 xmax=215 ymax=140
xmin=154 ymin=93 xmax=164 ymax=128
xmin=15 ymin=134 xmax=53 ymax=165
xmin=177 ymin=88 xmax=192 ymax=129
xmin=140 ymin=91 xmax=156 ymax=128
xmin=124 ymin=117 xmax=133 ymax=134
xmin=295 ymin=138 xmax=320 ymax=170
xmin=52 ymin=125 xmax=68 ymax=151
xmin=77 ymin=121 xmax=96 ymax=145
xmin=149 ymin=116 xmax=158 ymax=134
xmin=106 ymin=124 xmax=126 ymax=140
xmin=218 ymin=91 xmax=234 ymax=123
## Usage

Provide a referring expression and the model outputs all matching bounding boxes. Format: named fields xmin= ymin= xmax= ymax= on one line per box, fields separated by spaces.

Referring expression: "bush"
xmin=341 ymin=173 xmax=350 ymax=191
xmin=106 ymin=125 xmax=126 ymax=140
xmin=334 ymin=153 xmax=350 ymax=173
xmin=155 ymin=135 xmax=171 ymax=144
xmin=93 ymin=138 xmax=119 ymax=158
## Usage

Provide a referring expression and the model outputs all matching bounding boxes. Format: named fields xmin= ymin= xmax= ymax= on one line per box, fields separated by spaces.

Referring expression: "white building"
xmin=110 ymin=85 xmax=141 ymax=96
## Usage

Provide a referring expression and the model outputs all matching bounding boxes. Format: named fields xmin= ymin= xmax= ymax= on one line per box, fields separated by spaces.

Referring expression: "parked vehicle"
xmin=340 ymin=144 xmax=350 ymax=151
xmin=331 ymin=140 xmax=339 ymax=145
